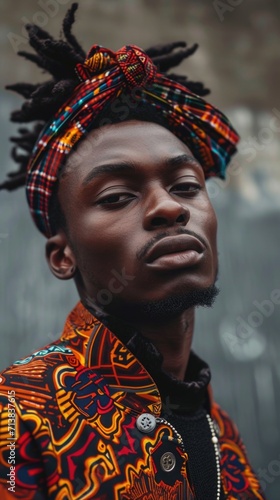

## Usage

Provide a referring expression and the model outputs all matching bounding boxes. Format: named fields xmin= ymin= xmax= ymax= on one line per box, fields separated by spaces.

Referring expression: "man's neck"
xmin=81 ymin=291 xmax=195 ymax=382
xmin=131 ymin=308 xmax=195 ymax=381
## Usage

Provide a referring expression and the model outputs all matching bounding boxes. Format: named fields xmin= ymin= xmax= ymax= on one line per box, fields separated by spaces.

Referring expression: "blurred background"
xmin=0 ymin=0 xmax=280 ymax=497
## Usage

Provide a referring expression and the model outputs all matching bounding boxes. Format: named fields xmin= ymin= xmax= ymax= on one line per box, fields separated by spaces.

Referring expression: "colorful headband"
xmin=26 ymin=44 xmax=239 ymax=237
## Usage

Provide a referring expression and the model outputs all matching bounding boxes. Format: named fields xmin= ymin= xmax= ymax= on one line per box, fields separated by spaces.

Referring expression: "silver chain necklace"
xmin=206 ymin=413 xmax=221 ymax=500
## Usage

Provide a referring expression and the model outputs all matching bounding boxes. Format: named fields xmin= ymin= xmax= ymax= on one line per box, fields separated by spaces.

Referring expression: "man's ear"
xmin=46 ymin=232 xmax=76 ymax=280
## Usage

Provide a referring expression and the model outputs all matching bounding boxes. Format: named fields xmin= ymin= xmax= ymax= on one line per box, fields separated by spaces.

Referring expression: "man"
xmin=0 ymin=3 xmax=265 ymax=499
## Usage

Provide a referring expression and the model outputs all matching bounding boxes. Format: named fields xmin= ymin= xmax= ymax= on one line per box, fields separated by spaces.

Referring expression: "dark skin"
xmin=46 ymin=121 xmax=218 ymax=381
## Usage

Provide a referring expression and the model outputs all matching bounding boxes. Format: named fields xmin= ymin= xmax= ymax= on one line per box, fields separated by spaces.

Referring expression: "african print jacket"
xmin=0 ymin=302 xmax=265 ymax=499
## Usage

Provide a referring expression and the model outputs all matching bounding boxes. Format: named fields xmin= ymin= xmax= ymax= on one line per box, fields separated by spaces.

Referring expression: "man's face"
xmin=57 ymin=120 xmax=218 ymax=316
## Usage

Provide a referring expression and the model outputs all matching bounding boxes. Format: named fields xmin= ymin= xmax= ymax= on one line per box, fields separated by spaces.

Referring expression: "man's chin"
xmin=102 ymin=284 xmax=220 ymax=324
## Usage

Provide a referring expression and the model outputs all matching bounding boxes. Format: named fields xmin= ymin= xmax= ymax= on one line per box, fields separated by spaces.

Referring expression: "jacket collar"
xmin=60 ymin=301 xmax=162 ymax=416
xmin=60 ymin=301 xmax=211 ymax=416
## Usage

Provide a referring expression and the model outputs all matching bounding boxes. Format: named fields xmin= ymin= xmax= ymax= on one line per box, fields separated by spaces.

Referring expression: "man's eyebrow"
xmin=166 ymin=154 xmax=201 ymax=168
xmin=82 ymin=154 xmax=200 ymax=186
xmin=82 ymin=162 xmax=135 ymax=186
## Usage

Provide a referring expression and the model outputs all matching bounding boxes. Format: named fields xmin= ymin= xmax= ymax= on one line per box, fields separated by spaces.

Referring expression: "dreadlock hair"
xmin=0 ymin=2 xmax=210 ymax=236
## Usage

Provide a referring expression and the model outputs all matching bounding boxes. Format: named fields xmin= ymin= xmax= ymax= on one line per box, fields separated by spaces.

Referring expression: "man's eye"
xmin=97 ymin=193 xmax=134 ymax=206
xmin=171 ymin=182 xmax=201 ymax=195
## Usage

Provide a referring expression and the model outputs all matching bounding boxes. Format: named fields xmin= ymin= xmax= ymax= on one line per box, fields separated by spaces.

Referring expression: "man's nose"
xmin=143 ymin=188 xmax=190 ymax=230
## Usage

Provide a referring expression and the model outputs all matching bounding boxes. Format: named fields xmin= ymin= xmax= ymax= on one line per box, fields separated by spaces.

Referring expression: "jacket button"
xmin=136 ymin=413 xmax=156 ymax=433
xmin=160 ymin=451 xmax=176 ymax=472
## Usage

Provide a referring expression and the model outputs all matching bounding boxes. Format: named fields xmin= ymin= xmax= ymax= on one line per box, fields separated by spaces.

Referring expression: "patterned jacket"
xmin=0 ymin=302 xmax=265 ymax=499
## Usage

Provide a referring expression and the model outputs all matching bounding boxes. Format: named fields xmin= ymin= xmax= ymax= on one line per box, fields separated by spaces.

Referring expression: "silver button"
xmin=136 ymin=413 xmax=156 ymax=433
xmin=160 ymin=451 xmax=176 ymax=472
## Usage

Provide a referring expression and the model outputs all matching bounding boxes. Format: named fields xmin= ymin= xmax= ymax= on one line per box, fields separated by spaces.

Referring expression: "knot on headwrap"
xmin=26 ymin=43 xmax=239 ymax=238
xmin=76 ymin=44 xmax=156 ymax=88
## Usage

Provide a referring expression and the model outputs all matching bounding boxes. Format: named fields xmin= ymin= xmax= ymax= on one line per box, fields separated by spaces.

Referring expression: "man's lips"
xmin=145 ymin=235 xmax=204 ymax=264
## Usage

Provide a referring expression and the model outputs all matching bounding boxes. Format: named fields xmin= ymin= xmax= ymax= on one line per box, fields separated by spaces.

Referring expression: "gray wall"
xmin=1 ymin=1 xmax=280 ymax=498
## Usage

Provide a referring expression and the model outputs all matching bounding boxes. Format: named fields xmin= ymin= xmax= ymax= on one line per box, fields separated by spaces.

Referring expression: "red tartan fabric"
xmin=25 ymin=44 xmax=239 ymax=237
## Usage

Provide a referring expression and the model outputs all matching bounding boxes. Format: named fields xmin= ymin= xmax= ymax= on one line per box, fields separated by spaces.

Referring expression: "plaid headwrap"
xmin=26 ymin=44 xmax=239 ymax=237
